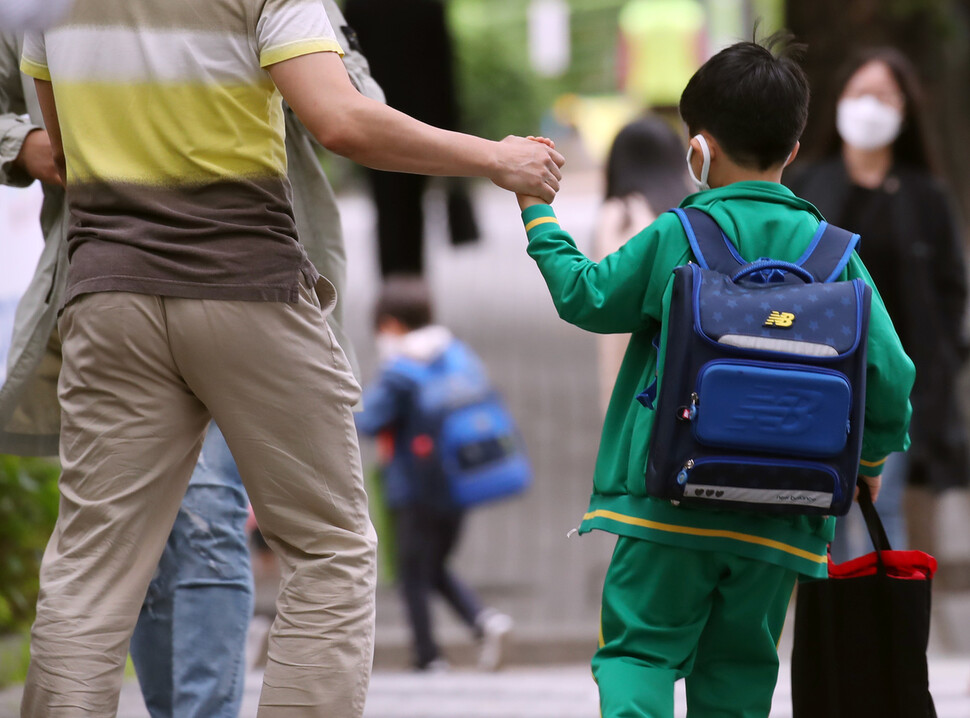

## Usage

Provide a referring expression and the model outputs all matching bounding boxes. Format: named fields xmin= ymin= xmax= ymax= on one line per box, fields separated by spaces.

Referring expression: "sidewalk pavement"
xmin=2 ymin=659 xmax=969 ymax=718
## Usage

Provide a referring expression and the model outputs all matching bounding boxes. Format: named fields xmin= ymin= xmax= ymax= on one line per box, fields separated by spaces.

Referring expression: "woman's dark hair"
xmin=604 ymin=115 xmax=692 ymax=210
xmin=817 ymin=47 xmax=938 ymax=173
xmin=373 ymin=274 xmax=433 ymax=330
xmin=679 ymin=32 xmax=810 ymax=170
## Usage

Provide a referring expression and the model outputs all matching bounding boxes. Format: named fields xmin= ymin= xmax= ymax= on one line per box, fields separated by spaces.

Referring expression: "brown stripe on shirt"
xmin=62 ymin=177 xmax=320 ymax=307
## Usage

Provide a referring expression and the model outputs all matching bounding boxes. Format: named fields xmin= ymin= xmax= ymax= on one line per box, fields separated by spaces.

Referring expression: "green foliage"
xmin=365 ymin=465 xmax=397 ymax=585
xmin=0 ymin=632 xmax=31 ymax=688
xmin=450 ymin=1 xmax=550 ymax=139
xmin=449 ymin=0 xmax=628 ymax=139
xmin=0 ymin=455 xmax=60 ymax=633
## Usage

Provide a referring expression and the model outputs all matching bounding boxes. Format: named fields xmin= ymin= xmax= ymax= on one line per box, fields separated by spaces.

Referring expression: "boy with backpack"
xmin=356 ymin=276 xmax=528 ymax=672
xmin=515 ymin=38 xmax=915 ymax=716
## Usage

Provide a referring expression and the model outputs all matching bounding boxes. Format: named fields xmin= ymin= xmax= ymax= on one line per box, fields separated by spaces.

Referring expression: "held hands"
xmin=489 ymin=134 xmax=564 ymax=206
xmin=517 ymin=136 xmax=559 ymax=210
xmin=15 ymin=129 xmax=63 ymax=187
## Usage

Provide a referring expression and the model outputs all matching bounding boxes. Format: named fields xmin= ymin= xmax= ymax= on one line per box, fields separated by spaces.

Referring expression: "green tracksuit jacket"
xmin=522 ymin=181 xmax=915 ymax=578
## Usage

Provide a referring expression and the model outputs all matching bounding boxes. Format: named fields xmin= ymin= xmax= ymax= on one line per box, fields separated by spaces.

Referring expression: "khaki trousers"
xmin=21 ymin=280 xmax=377 ymax=718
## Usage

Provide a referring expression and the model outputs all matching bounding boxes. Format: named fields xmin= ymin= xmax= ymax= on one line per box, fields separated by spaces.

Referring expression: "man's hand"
xmin=490 ymin=135 xmax=564 ymax=205
xmin=15 ymin=128 xmax=63 ymax=187
xmin=857 ymin=474 xmax=882 ymax=503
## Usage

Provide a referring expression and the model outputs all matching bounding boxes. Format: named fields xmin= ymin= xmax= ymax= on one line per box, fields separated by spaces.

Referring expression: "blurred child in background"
xmin=356 ymin=276 xmax=522 ymax=672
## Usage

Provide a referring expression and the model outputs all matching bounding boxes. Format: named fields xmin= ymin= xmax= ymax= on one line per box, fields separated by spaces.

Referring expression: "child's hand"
xmin=526 ymin=135 xmax=556 ymax=150
xmin=516 ymin=136 xmax=561 ymax=210
xmin=856 ymin=473 xmax=882 ymax=503
xmin=516 ymin=193 xmax=547 ymax=211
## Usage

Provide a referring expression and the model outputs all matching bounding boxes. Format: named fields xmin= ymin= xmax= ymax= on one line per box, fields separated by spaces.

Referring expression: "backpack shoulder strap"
xmin=796 ymin=221 xmax=861 ymax=283
xmin=670 ymin=207 xmax=745 ymax=273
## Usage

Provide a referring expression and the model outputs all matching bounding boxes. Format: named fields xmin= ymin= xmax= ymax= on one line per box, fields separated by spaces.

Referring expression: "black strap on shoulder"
xmin=671 ymin=207 xmax=860 ymax=283
xmin=670 ymin=208 xmax=744 ymax=273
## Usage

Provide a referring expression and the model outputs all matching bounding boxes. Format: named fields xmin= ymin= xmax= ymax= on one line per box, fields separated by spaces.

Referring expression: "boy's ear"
xmin=689 ymin=131 xmax=719 ymax=162
xmin=784 ymin=141 xmax=801 ymax=167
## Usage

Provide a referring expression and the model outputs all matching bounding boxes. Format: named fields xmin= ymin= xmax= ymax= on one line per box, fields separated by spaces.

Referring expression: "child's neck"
xmin=710 ymin=164 xmax=785 ymax=188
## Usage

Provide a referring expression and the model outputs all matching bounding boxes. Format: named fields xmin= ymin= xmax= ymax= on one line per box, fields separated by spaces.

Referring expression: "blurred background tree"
xmin=0 ymin=456 xmax=59 ymax=630
xmin=0 ymin=455 xmax=58 ymax=686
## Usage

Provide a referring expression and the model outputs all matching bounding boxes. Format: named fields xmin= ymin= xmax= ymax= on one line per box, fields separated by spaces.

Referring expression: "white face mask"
xmin=836 ymin=95 xmax=903 ymax=151
xmin=685 ymin=134 xmax=712 ymax=191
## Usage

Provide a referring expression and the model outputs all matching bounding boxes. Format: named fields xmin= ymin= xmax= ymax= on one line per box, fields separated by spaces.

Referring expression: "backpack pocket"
xmin=678 ymin=456 xmax=841 ymax=514
xmin=693 ymin=360 xmax=851 ymax=458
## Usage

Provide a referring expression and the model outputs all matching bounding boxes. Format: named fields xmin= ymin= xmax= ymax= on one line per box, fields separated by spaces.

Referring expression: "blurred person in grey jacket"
xmin=0 ymin=5 xmax=383 ymax=714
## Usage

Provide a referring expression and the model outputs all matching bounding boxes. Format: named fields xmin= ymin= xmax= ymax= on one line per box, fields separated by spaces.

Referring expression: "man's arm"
xmin=10 ymin=127 xmax=61 ymax=186
xmin=0 ymin=31 xmax=47 ymax=187
xmin=267 ymin=51 xmax=564 ymax=203
xmin=31 ymin=79 xmax=64 ymax=184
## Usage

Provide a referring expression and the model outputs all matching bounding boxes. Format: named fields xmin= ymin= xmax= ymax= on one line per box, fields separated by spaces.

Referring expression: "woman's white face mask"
xmin=685 ymin=134 xmax=711 ymax=191
xmin=836 ymin=95 xmax=903 ymax=151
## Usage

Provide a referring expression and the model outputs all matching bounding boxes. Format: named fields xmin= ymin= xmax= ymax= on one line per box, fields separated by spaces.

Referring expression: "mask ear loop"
xmin=686 ymin=134 xmax=711 ymax=190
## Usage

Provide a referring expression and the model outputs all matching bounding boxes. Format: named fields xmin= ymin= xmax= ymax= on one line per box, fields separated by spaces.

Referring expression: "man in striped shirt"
xmin=19 ymin=1 xmax=563 ymax=716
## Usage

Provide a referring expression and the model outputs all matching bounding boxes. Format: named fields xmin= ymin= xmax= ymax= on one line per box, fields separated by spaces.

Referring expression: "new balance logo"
xmin=764 ymin=311 xmax=795 ymax=328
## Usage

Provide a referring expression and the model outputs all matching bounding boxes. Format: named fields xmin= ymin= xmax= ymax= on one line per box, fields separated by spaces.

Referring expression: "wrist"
xmin=483 ymin=138 xmax=503 ymax=183
xmin=517 ymin=194 xmax=546 ymax=211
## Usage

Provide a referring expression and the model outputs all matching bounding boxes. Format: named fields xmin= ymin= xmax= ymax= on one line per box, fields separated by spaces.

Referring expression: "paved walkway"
xmin=3 ymin=659 xmax=969 ymax=717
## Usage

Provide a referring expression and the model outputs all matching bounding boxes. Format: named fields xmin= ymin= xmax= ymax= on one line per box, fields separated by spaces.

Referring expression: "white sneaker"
xmin=477 ymin=609 xmax=513 ymax=671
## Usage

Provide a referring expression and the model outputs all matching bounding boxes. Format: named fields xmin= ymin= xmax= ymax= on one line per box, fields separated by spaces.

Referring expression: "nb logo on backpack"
xmin=764 ymin=311 xmax=795 ymax=328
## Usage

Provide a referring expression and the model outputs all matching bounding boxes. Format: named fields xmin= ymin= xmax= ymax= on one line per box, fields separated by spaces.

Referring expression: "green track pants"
xmin=593 ymin=536 xmax=797 ymax=718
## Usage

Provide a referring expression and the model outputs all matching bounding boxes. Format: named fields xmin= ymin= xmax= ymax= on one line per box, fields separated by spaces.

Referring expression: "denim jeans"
xmin=129 ymin=422 xmax=254 ymax=718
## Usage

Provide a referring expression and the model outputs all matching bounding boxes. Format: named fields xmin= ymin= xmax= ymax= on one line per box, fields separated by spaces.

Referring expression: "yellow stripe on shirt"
xmin=54 ymin=81 xmax=288 ymax=185
xmin=859 ymin=457 xmax=888 ymax=467
xmin=20 ymin=56 xmax=51 ymax=82
xmin=260 ymin=38 xmax=344 ymax=67
xmin=525 ymin=216 xmax=560 ymax=232
xmin=583 ymin=509 xmax=828 ymax=564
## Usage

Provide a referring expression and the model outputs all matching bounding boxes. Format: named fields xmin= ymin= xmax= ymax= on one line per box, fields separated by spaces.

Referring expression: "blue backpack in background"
xmin=641 ymin=208 xmax=871 ymax=516
xmin=391 ymin=341 xmax=532 ymax=510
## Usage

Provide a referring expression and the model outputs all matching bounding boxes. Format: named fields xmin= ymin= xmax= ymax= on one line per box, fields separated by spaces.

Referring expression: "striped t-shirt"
xmin=21 ymin=0 xmax=344 ymax=305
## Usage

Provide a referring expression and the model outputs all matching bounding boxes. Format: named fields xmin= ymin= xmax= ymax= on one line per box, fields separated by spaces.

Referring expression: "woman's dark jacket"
xmin=788 ymin=158 xmax=969 ymax=491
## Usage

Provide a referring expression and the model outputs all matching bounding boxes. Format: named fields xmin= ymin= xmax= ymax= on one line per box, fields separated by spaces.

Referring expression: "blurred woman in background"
xmin=788 ymin=48 xmax=968 ymax=561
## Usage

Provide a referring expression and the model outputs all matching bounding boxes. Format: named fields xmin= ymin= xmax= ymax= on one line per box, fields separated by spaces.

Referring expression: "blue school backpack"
xmin=641 ymin=208 xmax=871 ymax=516
xmin=391 ymin=341 xmax=532 ymax=510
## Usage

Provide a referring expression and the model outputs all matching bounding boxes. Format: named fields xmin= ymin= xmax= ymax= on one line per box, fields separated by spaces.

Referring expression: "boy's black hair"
xmin=679 ymin=32 xmax=809 ymax=170
xmin=373 ymin=274 xmax=433 ymax=330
